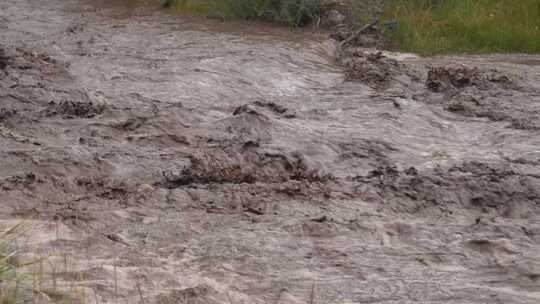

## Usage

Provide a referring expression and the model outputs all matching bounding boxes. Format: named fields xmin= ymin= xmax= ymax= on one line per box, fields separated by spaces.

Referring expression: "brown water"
xmin=1 ymin=0 xmax=540 ymax=303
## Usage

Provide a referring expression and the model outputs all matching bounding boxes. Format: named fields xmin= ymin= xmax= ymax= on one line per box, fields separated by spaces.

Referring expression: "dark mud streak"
xmin=423 ymin=65 xmax=540 ymax=130
xmin=355 ymin=162 xmax=540 ymax=215
xmin=1 ymin=1 xmax=540 ymax=303
xmin=341 ymin=49 xmax=540 ymax=131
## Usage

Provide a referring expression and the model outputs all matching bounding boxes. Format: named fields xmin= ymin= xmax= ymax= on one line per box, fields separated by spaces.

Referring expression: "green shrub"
xmin=384 ymin=0 xmax=540 ymax=55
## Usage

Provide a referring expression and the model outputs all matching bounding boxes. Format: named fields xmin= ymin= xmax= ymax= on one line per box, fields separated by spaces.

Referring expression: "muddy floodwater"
xmin=1 ymin=0 xmax=540 ymax=303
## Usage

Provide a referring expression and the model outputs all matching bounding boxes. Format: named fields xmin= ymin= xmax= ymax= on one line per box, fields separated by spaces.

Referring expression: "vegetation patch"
xmin=383 ymin=0 xmax=540 ymax=55
xmin=0 ymin=223 xmax=70 ymax=304
xmin=167 ymin=0 xmax=321 ymax=26
xmin=162 ymin=0 xmax=540 ymax=54
xmin=0 ymin=223 xmax=31 ymax=304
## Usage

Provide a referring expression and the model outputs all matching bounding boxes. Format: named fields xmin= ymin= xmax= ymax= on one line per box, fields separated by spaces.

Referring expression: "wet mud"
xmin=423 ymin=65 xmax=540 ymax=130
xmin=340 ymin=49 xmax=418 ymax=88
xmin=1 ymin=0 xmax=540 ymax=303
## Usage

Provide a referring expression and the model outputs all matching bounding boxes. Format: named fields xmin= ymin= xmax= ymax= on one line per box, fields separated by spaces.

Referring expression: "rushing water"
xmin=1 ymin=0 xmax=540 ymax=303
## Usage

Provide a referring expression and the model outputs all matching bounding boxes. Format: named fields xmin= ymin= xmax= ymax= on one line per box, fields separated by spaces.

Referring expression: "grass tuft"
xmin=0 ymin=223 xmax=55 ymax=304
xmin=0 ymin=223 xmax=26 ymax=304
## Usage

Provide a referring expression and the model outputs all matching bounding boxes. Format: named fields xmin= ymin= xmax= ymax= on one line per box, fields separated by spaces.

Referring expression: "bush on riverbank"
xmin=384 ymin=0 xmax=540 ymax=55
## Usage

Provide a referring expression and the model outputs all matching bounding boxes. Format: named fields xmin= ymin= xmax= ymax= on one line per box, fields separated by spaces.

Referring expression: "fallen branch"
xmin=339 ymin=18 xmax=379 ymax=48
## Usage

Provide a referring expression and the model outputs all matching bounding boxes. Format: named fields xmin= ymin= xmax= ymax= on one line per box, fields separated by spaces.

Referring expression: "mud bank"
xmin=1 ymin=0 xmax=540 ymax=303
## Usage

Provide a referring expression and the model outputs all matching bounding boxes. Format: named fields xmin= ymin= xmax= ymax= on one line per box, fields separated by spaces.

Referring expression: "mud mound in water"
xmin=234 ymin=100 xmax=297 ymax=119
xmin=216 ymin=104 xmax=274 ymax=144
xmin=443 ymin=94 xmax=540 ymax=130
xmin=160 ymin=145 xmax=329 ymax=188
xmin=44 ymin=100 xmax=105 ymax=119
xmin=420 ymin=65 xmax=540 ymax=130
xmin=0 ymin=46 xmax=102 ymax=124
xmin=426 ymin=65 xmax=514 ymax=93
xmin=0 ymin=46 xmax=70 ymax=78
xmin=0 ymin=46 xmax=72 ymax=100
xmin=358 ymin=161 xmax=540 ymax=216
xmin=207 ymin=100 xmax=297 ymax=145
xmin=160 ymin=101 xmax=325 ymax=188
xmin=340 ymin=50 xmax=409 ymax=88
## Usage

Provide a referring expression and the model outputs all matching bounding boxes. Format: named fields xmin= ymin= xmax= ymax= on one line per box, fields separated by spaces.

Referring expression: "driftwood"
xmin=339 ymin=18 xmax=379 ymax=48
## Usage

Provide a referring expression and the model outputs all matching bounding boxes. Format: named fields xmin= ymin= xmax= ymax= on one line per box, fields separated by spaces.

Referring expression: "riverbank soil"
xmin=1 ymin=1 xmax=540 ymax=303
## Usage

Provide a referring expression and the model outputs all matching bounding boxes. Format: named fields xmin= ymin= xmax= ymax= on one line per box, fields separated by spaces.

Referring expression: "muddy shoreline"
xmin=1 ymin=1 xmax=540 ymax=303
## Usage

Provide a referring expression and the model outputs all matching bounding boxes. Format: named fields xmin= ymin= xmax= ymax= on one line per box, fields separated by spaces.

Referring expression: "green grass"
xmin=167 ymin=0 xmax=321 ymax=26
xmin=384 ymin=0 xmax=540 ymax=55
xmin=163 ymin=0 xmax=540 ymax=54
